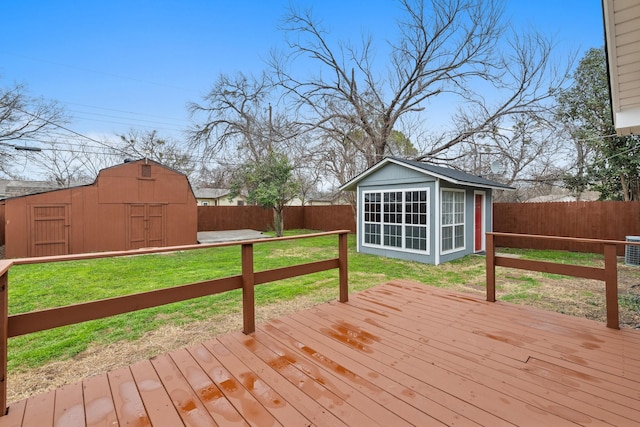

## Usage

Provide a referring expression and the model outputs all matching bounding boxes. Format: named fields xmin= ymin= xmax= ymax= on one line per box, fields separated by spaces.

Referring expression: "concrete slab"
xmin=197 ymin=229 xmax=270 ymax=244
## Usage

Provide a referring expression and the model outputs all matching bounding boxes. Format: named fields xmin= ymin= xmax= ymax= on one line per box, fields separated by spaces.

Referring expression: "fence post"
xmin=0 ymin=269 xmax=7 ymax=414
xmin=604 ymin=243 xmax=619 ymax=329
xmin=241 ymin=243 xmax=255 ymax=334
xmin=486 ymin=233 xmax=496 ymax=302
xmin=338 ymin=232 xmax=348 ymax=302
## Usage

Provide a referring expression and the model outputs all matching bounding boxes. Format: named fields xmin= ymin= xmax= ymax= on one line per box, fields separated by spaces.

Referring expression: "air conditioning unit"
xmin=625 ymin=236 xmax=640 ymax=266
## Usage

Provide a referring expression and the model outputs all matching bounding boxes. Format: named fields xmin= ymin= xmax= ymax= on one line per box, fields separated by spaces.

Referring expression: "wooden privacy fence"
xmin=0 ymin=230 xmax=350 ymax=414
xmin=0 ymin=203 xmax=4 ymax=246
xmin=493 ymin=201 xmax=640 ymax=255
xmin=485 ymin=232 xmax=640 ymax=330
xmin=197 ymin=205 xmax=356 ymax=233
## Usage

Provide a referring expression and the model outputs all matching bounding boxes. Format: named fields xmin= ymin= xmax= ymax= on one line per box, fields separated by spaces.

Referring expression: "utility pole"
xmin=268 ymin=103 xmax=273 ymax=152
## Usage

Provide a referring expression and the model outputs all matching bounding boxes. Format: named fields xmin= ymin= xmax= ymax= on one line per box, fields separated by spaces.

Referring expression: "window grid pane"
xmin=384 ymin=191 xmax=403 ymax=224
xmin=441 ymin=190 xmax=465 ymax=252
xmin=363 ymin=192 xmax=382 ymax=245
xmin=363 ymin=189 xmax=428 ymax=253
xmin=442 ymin=226 xmax=453 ymax=252
xmin=364 ymin=223 xmax=381 ymax=245
xmin=384 ymin=224 xmax=402 ymax=247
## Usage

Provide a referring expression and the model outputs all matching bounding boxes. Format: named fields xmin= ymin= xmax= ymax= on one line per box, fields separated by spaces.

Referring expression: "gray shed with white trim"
xmin=340 ymin=157 xmax=514 ymax=265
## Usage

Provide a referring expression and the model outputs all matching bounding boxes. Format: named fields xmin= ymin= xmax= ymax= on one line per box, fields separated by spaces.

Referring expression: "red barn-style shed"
xmin=2 ymin=159 xmax=197 ymax=258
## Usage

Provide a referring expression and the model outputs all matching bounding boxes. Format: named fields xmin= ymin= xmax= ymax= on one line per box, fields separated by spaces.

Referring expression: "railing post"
xmin=604 ymin=243 xmax=619 ymax=329
xmin=338 ymin=232 xmax=348 ymax=302
xmin=486 ymin=233 xmax=496 ymax=302
xmin=0 ymin=270 xmax=7 ymax=414
xmin=241 ymin=243 xmax=255 ymax=334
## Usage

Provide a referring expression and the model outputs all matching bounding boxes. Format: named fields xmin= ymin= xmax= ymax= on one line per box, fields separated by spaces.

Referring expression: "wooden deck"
xmin=3 ymin=280 xmax=640 ymax=426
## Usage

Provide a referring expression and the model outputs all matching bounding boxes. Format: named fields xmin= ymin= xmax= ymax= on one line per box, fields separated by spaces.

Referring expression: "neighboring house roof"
xmin=307 ymin=191 xmax=352 ymax=205
xmin=603 ymin=0 xmax=640 ymax=135
xmin=339 ymin=157 xmax=515 ymax=191
xmin=0 ymin=179 xmax=61 ymax=200
xmin=524 ymin=190 xmax=600 ymax=203
xmin=193 ymin=188 xmax=232 ymax=199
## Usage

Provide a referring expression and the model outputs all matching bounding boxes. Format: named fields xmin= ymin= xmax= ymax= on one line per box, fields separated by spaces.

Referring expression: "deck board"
xmin=220 ymin=333 xmax=349 ymax=427
xmin=171 ymin=346 xmax=247 ymax=427
xmin=150 ymin=353 xmax=218 ymax=427
xmin=82 ymin=374 xmax=118 ymax=427
xmin=3 ymin=280 xmax=640 ymax=427
xmin=107 ymin=366 xmax=150 ymax=426
xmin=198 ymin=338 xmax=308 ymax=426
xmin=196 ymin=339 xmax=283 ymax=427
xmin=0 ymin=398 xmax=24 ymax=427
xmin=52 ymin=382 xmax=85 ymax=427
xmin=21 ymin=389 xmax=55 ymax=427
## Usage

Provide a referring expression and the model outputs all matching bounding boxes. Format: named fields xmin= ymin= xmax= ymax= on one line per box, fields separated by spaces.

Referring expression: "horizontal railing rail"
xmin=486 ymin=232 xmax=640 ymax=331
xmin=0 ymin=230 xmax=350 ymax=414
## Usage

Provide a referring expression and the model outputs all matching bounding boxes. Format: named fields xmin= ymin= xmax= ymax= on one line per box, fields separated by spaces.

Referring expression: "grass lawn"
xmin=7 ymin=229 xmax=640 ymax=375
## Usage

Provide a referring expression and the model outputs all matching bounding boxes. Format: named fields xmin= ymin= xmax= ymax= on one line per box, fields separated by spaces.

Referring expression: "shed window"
xmin=141 ymin=164 xmax=152 ymax=177
xmin=363 ymin=189 xmax=429 ymax=253
xmin=441 ymin=189 xmax=465 ymax=252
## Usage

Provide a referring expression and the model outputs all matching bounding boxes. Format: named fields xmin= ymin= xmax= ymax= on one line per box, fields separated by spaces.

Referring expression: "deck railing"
xmin=0 ymin=230 xmax=350 ymax=414
xmin=486 ymin=232 xmax=640 ymax=331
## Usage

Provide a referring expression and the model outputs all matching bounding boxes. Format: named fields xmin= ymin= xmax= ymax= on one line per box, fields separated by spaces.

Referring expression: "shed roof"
xmin=1 ymin=159 xmax=194 ymax=201
xmin=339 ymin=157 xmax=515 ymax=191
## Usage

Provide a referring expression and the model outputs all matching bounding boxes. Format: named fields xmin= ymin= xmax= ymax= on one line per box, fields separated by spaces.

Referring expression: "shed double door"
xmin=128 ymin=204 xmax=166 ymax=249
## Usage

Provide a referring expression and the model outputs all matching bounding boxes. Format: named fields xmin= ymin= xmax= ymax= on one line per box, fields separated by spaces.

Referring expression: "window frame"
xmin=440 ymin=188 xmax=466 ymax=254
xmin=361 ymin=188 xmax=430 ymax=255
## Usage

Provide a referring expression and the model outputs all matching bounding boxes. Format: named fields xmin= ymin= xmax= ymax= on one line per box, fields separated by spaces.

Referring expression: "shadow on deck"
xmin=3 ymin=280 xmax=640 ymax=426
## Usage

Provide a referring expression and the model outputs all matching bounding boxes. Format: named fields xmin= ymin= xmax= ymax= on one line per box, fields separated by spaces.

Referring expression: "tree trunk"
xmin=273 ymin=207 xmax=284 ymax=237
xmin=620 ymin=174 xmax=630 ymax=201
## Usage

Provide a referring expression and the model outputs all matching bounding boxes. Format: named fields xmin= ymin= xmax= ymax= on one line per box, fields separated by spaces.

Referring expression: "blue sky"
xmin=1 ymin=0 xmax=605 ymax=147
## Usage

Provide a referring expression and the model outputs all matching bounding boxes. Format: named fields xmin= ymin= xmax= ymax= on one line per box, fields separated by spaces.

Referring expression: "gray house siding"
xmin=356 ymin=162 xmax=436 ymax=187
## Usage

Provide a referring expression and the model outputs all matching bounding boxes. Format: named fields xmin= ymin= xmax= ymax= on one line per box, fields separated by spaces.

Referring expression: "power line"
xmin=66 ymin=113 xmax=187 ymax=134
xmin=61 ymin=101 xmax=189 ymax=123
xmin=66 ymin=109 xmax=186 ymax=127
xmin=15 ymin=106 xmax=128 ymax=150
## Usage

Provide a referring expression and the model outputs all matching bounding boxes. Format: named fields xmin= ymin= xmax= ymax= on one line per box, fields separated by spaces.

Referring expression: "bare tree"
xmin=456 ymin=112 xmax=568 ymax=201
xmin=188 ymin=72 xmax=313 ymax=193
xmin=0 ymin=81 xmax=66 ymax=177
xmin=29 ymin=140 xmax=96 ymax=187
xmin=272 ymin=0 xmax=571 ymax=184
xmin=191 ymin=163 xmax=235 ymax=188
xmin=117 ymin=129 xmax=195 ymax=177
xmin=188 ymin=72 xmax=278 ymax=163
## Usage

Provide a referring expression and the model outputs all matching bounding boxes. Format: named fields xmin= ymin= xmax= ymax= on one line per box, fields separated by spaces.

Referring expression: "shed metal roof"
xmin=339 ymin=157 xmax=515 ymax=191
